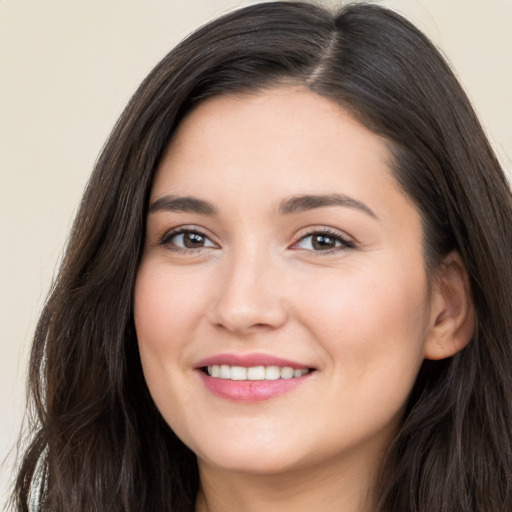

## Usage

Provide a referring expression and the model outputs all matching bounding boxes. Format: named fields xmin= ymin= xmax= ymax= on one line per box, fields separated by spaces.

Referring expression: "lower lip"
xmin=197 ymin=371 xmax=311 ymax=403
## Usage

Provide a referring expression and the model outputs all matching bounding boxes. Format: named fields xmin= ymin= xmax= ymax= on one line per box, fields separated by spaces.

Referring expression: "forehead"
xmin=153 ymin=87 xmax=399 ymax=203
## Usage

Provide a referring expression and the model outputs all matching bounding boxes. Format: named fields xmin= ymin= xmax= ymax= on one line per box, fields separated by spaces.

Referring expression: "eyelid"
xmin=158 ymin=225 xmax=219 ymax=251
xmin=290 ymin=227 xmax=356 ymax=252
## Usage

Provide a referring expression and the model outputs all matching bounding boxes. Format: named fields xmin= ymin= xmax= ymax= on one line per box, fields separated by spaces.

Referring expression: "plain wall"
xmin=1 ymin=0 xmax=511 ymax=505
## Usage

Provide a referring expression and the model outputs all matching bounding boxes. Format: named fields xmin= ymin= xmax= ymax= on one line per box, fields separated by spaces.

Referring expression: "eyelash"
xmin=158 ymin=227 xmax=355 ymax=254
xmin=159 ymin=227 xmax=217 ymax=253
xmin=291 ymin=228 xmax=355 ymax=254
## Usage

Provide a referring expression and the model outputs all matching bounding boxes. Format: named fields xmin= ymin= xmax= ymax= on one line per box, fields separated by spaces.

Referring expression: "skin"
xmin=134 ymin=86 xmax=473 ymax=512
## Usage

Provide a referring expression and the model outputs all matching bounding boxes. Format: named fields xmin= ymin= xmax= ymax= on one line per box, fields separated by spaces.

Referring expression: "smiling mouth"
xmin=202 ymin=365 xmax=313 ymax=381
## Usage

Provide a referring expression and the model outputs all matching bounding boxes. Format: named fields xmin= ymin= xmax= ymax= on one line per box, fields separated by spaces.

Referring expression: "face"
xmin=134 ymin=87 xmax=434 ymax=479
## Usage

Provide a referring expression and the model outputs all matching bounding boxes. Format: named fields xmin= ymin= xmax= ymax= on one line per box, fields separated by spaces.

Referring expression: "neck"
xmin=195 ymin=449 xmax=382 ymax=512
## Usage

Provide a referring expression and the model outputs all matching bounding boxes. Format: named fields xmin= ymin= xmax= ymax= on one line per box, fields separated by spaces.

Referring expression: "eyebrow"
xmin=278 ymin=194 xmax=378 ymax=219
xmin=149 ymin=195 xmax=217 ymax=215
xmin=148 ymin=193 xmax=377 ymax=220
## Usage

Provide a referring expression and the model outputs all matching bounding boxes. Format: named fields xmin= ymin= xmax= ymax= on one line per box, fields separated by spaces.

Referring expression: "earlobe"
xmin=424 ymin=252 xmax=475 ymax=361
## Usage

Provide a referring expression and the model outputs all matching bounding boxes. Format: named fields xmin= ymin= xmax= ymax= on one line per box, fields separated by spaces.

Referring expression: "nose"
xmin=209 ymin=248 xmax=288 ymax=335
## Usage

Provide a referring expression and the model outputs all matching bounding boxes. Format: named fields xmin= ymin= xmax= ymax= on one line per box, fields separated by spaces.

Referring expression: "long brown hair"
xmin=14 ymin=2 xmax=512 ymax=511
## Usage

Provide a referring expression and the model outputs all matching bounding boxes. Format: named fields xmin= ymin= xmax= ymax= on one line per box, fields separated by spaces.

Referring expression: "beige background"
xmin=1 ymin=0 xmax=511 ymax=505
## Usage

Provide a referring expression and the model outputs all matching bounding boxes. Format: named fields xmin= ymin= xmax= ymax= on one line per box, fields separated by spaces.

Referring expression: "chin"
xmin=191 ymin=432 xmax=310 ymax=476
xmin=199 ymin=451 xmax=306 ymax=476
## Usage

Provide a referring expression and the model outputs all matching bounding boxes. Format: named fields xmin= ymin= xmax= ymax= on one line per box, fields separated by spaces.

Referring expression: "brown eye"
xmin=295 ymin=231 xmax=354 ymax=252
xmin=182 ymin=232 xmax=206 ymax=248
xmin=164 ymin=229 xmax=217 ymax=250
xmin=311 ymin=234 xmax=338 ymax=250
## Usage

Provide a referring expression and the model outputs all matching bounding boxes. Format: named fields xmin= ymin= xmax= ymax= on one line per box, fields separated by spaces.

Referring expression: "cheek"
xmin=295 ymin=259 xmax=430 ymax=395
xmin=134 ymin=261 xmax=206 ymax=356
xmin=133 ymin=261 xmax=207 ymax=409
xmin=133 ymin=261 xmax=211 ymax=434
xmin=300 ymin=259 xmax=428 ymax=328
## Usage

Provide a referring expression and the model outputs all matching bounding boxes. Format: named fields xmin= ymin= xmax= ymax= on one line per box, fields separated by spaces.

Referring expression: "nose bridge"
xmin=211 ymin=238 xmax=287 ymax=333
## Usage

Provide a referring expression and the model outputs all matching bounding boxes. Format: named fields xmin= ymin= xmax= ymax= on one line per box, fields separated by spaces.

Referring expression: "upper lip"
xmin=195 ymin=353 xmax=313 ymax=370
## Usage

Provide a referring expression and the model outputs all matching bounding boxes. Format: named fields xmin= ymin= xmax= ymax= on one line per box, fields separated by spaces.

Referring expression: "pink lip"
xmin=195 ymin=353 xmax=314 ymax=403
xmin=197 ymin=371 xmax=312 ymax=403
xmin=195 ymin=353 xmax=311 ymax=370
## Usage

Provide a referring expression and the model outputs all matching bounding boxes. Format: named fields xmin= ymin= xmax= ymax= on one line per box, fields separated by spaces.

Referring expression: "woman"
xmin=14 ymin=2 xmax=512 ymax=511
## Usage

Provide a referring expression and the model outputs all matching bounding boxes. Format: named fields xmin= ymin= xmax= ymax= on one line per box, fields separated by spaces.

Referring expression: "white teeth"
xmin=265 ymin=366 xmax=281 ymax=380
xmin=219 ymin=365 xmax=231 ymax=378
xmin=206 ymin=365 xmax=310 ymax=381
xmin=280 ymin=367 xmax=294 ymax=379
xmin=247 ymin=366 xmax=265 ymax=380
xmin=230 ymin=366 xmax=247 ymax=380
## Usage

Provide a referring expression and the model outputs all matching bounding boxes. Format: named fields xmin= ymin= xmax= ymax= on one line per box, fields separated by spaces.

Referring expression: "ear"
xmin=424 ymin=251 xmax=475 ymax=360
